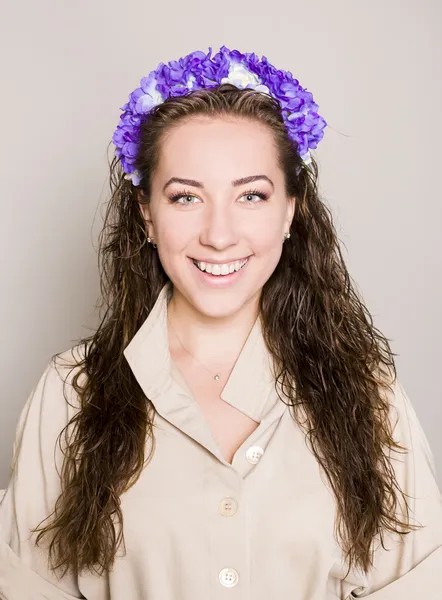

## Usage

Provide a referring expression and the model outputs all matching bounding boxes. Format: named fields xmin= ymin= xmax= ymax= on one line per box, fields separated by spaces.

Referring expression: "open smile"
xmin=188 ymin=256 xmax=251 ymax=287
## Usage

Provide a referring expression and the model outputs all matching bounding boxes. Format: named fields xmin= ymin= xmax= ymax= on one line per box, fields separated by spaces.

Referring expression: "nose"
xmin=199 ymin=202 xmax=239 ymax=250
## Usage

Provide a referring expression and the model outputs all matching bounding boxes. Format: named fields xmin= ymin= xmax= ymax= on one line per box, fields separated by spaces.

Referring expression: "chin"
xmin=189 ymin=285 xmax=262 ymax=320
xmin=197 ymin=297 xmax=243 ymax=316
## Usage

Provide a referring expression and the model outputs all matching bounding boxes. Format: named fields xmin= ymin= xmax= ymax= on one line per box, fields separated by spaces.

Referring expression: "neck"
xmin=166 ymin=288 xmax=260 ymax=367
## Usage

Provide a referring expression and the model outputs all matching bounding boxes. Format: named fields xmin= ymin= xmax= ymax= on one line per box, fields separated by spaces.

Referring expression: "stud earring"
xmin=284 ymin=232 xmax=291 ymax=241
xmin=147 ymin=237 xmax=157 ymax=248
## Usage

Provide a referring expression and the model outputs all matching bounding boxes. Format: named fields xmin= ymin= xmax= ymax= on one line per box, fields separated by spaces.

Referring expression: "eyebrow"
xmin=162 ymin=174 xmax=274 ymax=193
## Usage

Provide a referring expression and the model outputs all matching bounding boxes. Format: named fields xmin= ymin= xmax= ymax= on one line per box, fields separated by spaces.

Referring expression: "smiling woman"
xmin=0 ymin=46 xmax=441 ymax=600
xmin=137 ymin=116 xmax=295 ymax=318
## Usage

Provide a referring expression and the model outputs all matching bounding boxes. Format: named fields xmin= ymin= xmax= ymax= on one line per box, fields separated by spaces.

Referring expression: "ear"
xmin=285 ymin=196 xmax=296 ymax=232
xmin=137 ymin=190 xmax=152 ymax=232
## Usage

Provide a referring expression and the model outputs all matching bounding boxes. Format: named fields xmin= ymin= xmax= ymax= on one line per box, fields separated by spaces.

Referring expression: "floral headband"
xmin=112 ymin=46 xmax=327 ymax=186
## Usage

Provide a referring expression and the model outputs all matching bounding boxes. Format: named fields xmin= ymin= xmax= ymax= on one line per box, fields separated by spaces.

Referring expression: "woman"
xmin=0 ymin=46 xmax=441 ymax=599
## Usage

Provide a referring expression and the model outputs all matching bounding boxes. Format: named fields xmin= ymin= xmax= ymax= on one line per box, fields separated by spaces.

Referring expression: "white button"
xmin=219 ymin=567 xmax=239 ymax=587
xmin=219 ymin=497 xmax=238 ymax=517
xmin=246 ymin=445 xmax=264 ymax=464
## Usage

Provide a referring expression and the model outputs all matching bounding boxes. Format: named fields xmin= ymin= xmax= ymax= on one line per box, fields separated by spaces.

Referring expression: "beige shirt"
xmin=1 ymin=281 xmax=442 ymax=599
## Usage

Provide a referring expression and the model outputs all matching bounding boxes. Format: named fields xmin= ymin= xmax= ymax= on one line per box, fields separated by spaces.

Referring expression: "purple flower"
xmin=112 ymin=46 xmax=327 ymax=186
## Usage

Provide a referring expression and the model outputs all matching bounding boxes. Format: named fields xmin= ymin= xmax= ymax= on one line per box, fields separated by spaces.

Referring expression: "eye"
xmin=168 ymin=191 xmax=201 ymax=205
xmin=167 ymin=188 xmax=269 ymax=206
xmin=238 ymin=189 xmax=269 ymax=204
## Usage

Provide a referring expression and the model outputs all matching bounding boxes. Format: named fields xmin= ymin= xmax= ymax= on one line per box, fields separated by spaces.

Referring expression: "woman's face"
xmin=140 ymin=116 xmax=295 ymax=319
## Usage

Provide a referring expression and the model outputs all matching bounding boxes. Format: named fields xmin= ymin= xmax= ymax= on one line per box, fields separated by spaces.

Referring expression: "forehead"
xmin=155 ymin=116 xmax=280 ymax=186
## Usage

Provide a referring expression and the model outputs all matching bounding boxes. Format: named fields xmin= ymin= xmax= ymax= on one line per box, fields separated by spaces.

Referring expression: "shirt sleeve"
xmin=0 ymin=357 xmax=85 ymax=600
xmin=349 ymin=378 xmax=442 ymax=598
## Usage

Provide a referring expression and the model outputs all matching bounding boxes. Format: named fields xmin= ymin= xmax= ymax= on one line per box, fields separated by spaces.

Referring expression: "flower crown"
xmin=112 ymin=46 xmax=327 ymax=186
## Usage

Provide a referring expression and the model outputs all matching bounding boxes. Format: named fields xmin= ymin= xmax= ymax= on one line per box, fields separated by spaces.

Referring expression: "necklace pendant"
xmin=214 ymin=374 xmax=220 ymax=381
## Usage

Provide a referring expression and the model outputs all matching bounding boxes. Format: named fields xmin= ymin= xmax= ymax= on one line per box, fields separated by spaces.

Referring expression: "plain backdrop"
xmin=0 ymin=0 xmax=441 ymax=488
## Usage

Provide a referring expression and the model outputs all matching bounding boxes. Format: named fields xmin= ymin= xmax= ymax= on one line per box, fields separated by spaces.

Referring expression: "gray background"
xmin=1 ymin=0 xmax=441 ymax=488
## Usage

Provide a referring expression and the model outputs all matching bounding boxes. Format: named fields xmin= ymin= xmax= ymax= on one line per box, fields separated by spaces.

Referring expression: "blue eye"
xmin=239 ymin=190 xmax=268 ymax=203
xmin=168 ymin=189 xmax=269 ymax=205
xmin=169 ymin=193 xmax=198 ymax=205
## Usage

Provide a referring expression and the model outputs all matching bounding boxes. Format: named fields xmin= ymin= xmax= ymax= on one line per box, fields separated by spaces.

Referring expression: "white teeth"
xmin=193 ymin=258 xmax=248 ymax=276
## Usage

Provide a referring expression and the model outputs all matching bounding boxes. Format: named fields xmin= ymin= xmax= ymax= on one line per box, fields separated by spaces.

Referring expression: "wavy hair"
xmin=32 ymin=84 xmax=419 ymax=579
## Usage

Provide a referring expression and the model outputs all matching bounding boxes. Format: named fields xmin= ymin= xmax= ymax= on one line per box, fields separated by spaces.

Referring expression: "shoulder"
xmin=27 ymin=342 xmax=88 ymax=411
xmin=379 ymin=371 xmax=436 ymax=476
xmin=10 ymin=343 xmax=89 ymax=472
xmin=50 ymin=342 xmax=89 ymax=400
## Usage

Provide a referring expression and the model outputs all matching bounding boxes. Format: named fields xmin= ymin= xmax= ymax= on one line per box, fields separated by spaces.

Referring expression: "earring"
xmin=147 ymin=237 xmax=157 ymax=248
xmin=283 ymin=232 xmax=291 ymax=241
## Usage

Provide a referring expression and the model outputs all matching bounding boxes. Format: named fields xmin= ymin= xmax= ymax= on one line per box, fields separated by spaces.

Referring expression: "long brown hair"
xmin=33 ymin=84 xmax=419 ymax=578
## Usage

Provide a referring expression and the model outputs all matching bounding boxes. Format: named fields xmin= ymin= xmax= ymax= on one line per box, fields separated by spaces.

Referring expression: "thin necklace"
xmin=167 ymin=313 xmax=223 ymax=381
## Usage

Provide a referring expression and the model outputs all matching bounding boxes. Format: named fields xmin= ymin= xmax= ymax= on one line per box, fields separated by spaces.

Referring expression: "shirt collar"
xmin=123 ymin=281 xmax=279 ymax=421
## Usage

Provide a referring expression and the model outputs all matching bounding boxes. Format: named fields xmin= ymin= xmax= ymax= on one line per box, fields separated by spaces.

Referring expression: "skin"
xmin=138 ymin=116 xmax=295 ymax=368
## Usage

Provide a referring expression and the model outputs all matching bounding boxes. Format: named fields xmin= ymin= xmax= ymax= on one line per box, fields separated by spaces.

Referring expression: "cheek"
xmin=249 ymin=220 xmax=284 ymax=255
xmin=155 ymin=223 xmax=195 ymax=281
xmin=157 ymin=217 xmax=190 ymax=252
xmin=247 ymin=229 xmax=284 ymax=287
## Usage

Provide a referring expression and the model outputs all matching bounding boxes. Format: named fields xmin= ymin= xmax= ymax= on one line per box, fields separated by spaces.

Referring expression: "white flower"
xmin=186 ymin=74 xmax=197 ymax=90
xmin=300 ymin=151 xmax=312 ymax=166
xmin=125 ymin=170 xmax=142 ymax=186
xmin=137 ymin=78 xmax=163 ymax=113
xmin=145 ymin=77 xmax=163 ymax=105
xmin=221 ymin=62 xmax=269 ymax=93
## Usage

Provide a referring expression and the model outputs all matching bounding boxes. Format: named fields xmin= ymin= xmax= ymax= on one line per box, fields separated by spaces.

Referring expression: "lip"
xmin=188 ymin=256 xmax=250 ymax=287
xmin=190 ymin=255 xmax=251 ymax=265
